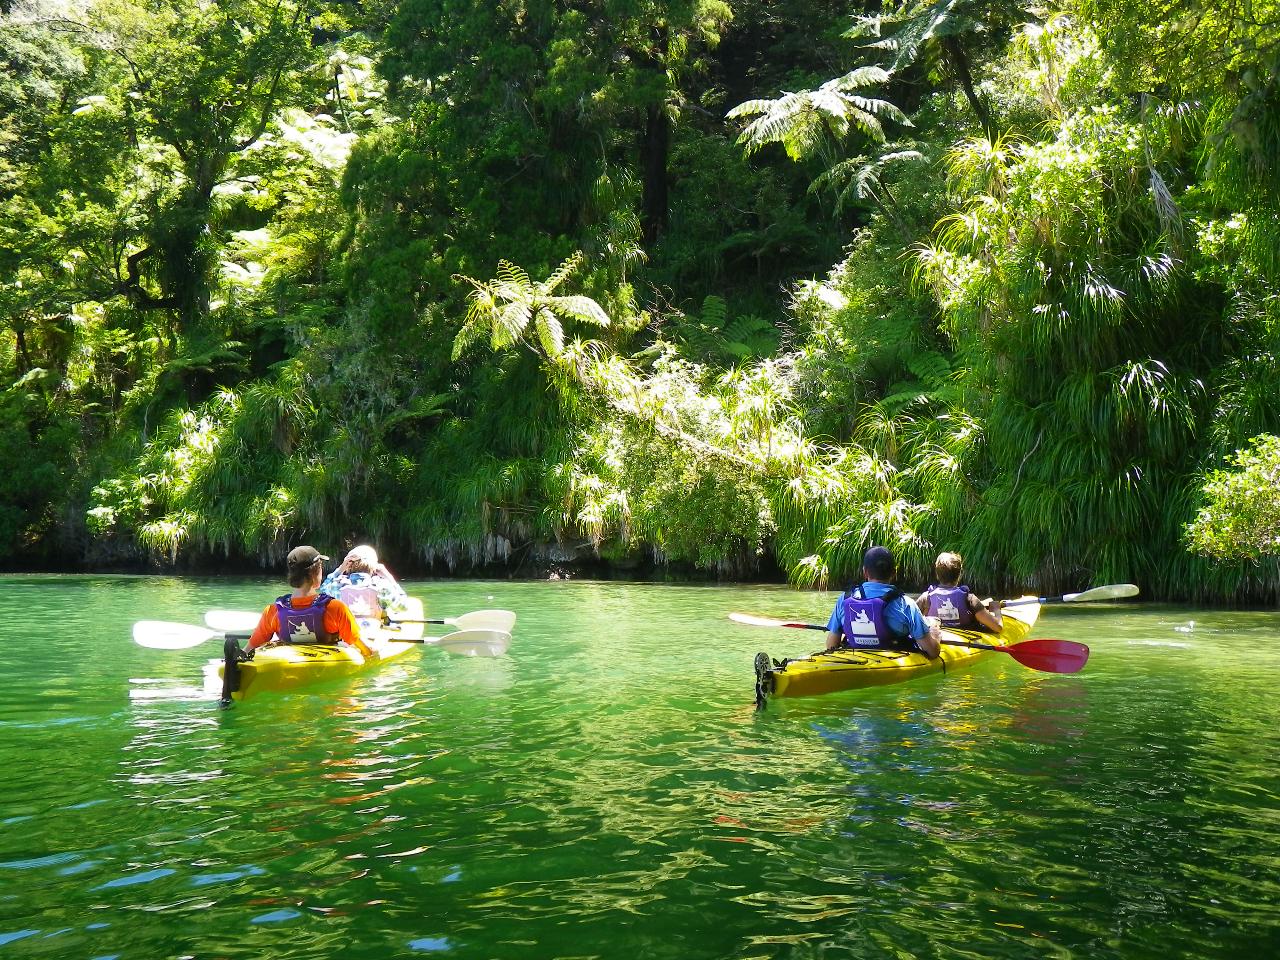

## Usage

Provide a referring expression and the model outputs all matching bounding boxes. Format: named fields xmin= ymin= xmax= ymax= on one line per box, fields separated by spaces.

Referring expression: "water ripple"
xmin=1 ymin=581 xmax=1278 ymax=958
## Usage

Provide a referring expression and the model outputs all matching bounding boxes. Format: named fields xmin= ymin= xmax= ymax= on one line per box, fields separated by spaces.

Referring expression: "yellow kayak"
xmin=205 ymin=599 xmax=427 ymax=702
xmin=754 ymin=599 xmax=1040 ymax=704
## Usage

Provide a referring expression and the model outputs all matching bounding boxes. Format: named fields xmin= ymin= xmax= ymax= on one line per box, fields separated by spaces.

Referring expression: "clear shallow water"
xmin=0 ymin=576 xmax=1277 ymax=958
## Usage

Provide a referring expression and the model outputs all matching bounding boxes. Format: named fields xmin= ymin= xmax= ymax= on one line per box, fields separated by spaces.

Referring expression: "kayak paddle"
xmin=729 ymin=612 xmax=825 ymax=630
xmin=134 ymin=620 xmax=248 ymax=650
xmin=433 ymin=628 xmax=512 ymax=657
xmin=728 ymin=612 xmax=1090 ymax=674
xmin=1001 ymin=583 xmax=1139 ymax=607
xmin=136 ymin=619 xmax=511 ymax=657
xmin=938 ymin=637 xmax=1089 ymax=673
xmin=203 ymin=610 xmax=261 ymax=632
xmin=204 ymin=607 xmax=516 ymax=634
xmin=394 ymin=609 xmax=517 ymax=633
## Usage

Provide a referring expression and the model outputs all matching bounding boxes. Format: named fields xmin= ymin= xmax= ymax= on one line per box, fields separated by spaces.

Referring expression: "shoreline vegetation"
xmin=4 ymin=2 xmax=1280 ymax=601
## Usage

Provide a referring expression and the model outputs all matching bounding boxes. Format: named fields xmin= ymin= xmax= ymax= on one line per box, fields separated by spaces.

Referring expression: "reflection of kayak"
xmin=755 ymin=599 xmax=1040 ymax=702
xmin=204 ymin=599 xmax=427 ymax=702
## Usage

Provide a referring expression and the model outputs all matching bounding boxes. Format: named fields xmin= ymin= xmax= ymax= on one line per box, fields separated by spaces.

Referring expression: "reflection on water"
xmin=0 ymin=578 xmax=1278 ymax=958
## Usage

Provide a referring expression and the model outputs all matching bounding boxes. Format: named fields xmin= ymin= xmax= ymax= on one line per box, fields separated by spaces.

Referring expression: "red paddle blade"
xmin=1002 ymin=638 xmax=1090 ymax=674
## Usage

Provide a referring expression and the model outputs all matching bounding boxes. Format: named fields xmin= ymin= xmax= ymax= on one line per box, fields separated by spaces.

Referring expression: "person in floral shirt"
xmin=319 ymin=544 xmax=411 ymax=624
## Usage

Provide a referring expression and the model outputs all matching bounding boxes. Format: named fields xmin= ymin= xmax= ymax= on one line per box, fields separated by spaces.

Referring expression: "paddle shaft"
xmin=942 ymin=639 xmax=1012 ymax=653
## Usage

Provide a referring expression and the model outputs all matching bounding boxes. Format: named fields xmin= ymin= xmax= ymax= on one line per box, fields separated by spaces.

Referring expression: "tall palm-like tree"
xmin=726 ymin=66 xmax=908 ymax=163
xmin=452 ymin=252 xmax=610 ymax=361
xmin=849 ymin=0 xmax=1024 ymax=140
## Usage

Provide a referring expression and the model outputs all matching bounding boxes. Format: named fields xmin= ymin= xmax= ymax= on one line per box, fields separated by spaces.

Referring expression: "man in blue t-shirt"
xmin=825 ymin=546 xmax=941 ymax=658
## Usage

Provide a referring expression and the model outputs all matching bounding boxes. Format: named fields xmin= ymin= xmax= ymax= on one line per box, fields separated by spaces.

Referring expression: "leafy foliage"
xmin=5 ymin=0 xmax=1280 ymax=599
xmin=1187 ymin=434 xmax=1280 ymax=561
xmin=727 ymin=66 xmax=908 ymax=162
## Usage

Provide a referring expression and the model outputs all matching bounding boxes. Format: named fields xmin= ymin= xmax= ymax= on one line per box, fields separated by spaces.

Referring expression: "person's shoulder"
xmin=889 ymin=591 xmax=920 ymax=614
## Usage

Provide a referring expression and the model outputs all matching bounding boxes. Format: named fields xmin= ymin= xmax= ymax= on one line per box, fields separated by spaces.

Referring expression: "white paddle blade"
xmin=729 ymin=612 xmax=790 ymax=628
xmin=1064 ymin=584 xmax=1140 ymax=603
xmin=436 ymin=629 xmax=511 ymax=658
xmin=448 ymin=609 xmax=516 ymax=633
xmin=133 ymin=620 xmax=219 ymax=650
xmin=204 ymin=609 xmax=261 ymax=632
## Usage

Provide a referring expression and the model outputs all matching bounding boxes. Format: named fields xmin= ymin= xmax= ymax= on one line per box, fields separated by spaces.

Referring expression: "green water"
xmin=1 ymin=576 xmax=1277 ymax=958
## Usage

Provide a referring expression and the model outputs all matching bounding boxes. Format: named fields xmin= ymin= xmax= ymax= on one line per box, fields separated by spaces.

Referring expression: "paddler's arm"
xmin=327 ymin=599 xmax=376 ymax=658
xmin=973 ymin=594 xmax=1003 ymax=631
xmin=896 ymin=600 xmax=941 ymax=658
xmin=920 ymin=619 xmax=942 ymax=658
xmin=246 ymin=605 xmax=278 ymax=652
xmin=824 ymin=604 xmax=843 ymax=651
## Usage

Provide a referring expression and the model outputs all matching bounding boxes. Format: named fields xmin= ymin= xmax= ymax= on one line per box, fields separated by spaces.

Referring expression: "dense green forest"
xmin=3 ymin=0 xmax=1280 ymax=599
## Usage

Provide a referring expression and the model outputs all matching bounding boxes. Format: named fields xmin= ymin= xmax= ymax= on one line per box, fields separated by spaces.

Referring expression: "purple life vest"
xmin=840 ymin=585 xmax=907 ymax=648
xmin=274 ymin=593 xmax=336 ymax=645
xmin=338 ymin=584 xmax=383 ymax=629
xmin=925 ymin=585 xmax=975 ymax=628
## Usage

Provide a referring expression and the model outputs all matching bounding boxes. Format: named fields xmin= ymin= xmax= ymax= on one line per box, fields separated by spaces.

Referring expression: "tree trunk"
xmin=640 ymin=100 xmax=670 ymax=248
xmin=942 ymin=36 xmax=996 ymax=141
xmin=639 ymin=24 xmax=671 ymax=250
xmin=13 ymin=319 xmax=30 ymax=376
xmin=166 ymin=159 xmax=222 ymax=332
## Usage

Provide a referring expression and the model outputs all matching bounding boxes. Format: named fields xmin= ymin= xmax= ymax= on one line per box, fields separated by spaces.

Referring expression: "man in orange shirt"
xmin=220 ymin=545 xmax=376 ymax=706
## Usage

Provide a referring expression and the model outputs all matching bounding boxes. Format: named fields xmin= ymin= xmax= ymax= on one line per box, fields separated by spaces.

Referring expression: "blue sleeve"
xmin=886 ymin=596 xmax=929 ymax=640
xmin=826 ymin=599 xmax=842 ymax=634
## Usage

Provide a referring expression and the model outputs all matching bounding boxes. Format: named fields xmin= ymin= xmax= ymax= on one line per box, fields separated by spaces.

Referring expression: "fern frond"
xmin=830 ymin=66 xmax=894 ymax=91
xmin=700 ymin=295 xmax=728 ymax=329
xmin=906 ymin=351 xmax=952 ymax=388
xmin=535 ymin=311 xmax=566 ymax=357
xmin=543 ymin=251 xmax=584 ymax=293
xmin=550 ymin=295 xmax=610 ymax=327
xmin=494 ymin=299 xmax=533 ymax=350
xmin=496 ymin=259 xmax=532 ymax=290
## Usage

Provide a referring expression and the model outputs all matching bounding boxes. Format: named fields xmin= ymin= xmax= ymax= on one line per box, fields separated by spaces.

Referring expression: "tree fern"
xmin=727 ymin=67 xmax=906 ymax=163
xmin=454 ymin=253 xmax=611 ymax=362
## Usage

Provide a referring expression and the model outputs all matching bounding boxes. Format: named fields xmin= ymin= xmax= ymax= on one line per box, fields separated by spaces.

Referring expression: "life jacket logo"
xmin=340 ymin=585 xmax=382 ymax=620
xmin=848 ymin=610 xmax=877 ymax=637
xmin=289 ymin=624 xmax=317 ymax=643
xmin=936 ymin=598 xmax=960 ymax=622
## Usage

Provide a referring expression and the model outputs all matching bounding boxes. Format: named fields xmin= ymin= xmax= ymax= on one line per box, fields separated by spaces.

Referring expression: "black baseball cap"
xmin=862 ymin=545 xmax=895 ymax=579
xmin=286 ymin=545 xmax=328 ymax=574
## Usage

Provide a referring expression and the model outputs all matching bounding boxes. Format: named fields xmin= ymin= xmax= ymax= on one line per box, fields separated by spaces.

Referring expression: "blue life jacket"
xmin=924 ymin=584 xmax=976 ymax=628
xmin=274 ymin=593 xmax=336 ymax=645
xmin=839 ymin=585 xmax=909 ymax=649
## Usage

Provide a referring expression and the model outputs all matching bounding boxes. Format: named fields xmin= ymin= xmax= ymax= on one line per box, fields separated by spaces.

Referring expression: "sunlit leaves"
xmin=727 ymin=67 xmax=907 ymax=162
xmin=453 ymin=252 xmax=610 ymax=361
xmin=1187 ymin=434 xmax=1280 ymax=560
